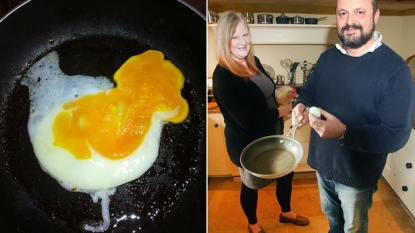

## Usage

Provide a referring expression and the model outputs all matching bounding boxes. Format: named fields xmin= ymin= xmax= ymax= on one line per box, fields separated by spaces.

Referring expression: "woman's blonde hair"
xmin=214 ymin=11 xmax=259 ymax=78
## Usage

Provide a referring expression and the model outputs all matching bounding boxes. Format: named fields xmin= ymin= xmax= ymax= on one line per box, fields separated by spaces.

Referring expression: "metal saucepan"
xmin=305 ymin=17 xmax=327 ymax=24
xmin=257 ymin=14 xmax=273 ymax=24
xmin=290 ymin=15 xmax=304 ymax=24
xmin=276 ymin=13 xmax=290 ymax=24
xmin=240 ymin=120 xmax=304 ymax=179
xmin=0 ymin=0 xmax=206 ymax=232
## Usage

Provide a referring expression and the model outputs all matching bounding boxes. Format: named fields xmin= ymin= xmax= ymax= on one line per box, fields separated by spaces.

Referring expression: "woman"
xmin=212 ymin=11 xmax=309 ymax=233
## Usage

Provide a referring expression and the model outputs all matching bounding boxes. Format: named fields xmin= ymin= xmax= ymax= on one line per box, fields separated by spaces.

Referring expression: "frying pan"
xmin=240 ymin=120 xmax=304 ymax=179
xmin=0 ymin=0 xmax=206 ymax=232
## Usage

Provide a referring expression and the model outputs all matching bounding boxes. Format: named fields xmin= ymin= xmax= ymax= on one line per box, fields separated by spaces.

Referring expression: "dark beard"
xmin=338 ymin=23 xmax=375 ymax=49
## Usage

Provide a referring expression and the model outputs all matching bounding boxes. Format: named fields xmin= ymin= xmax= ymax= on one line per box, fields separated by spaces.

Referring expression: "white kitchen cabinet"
xmin=382 ymin=129 xmax=415 ymax=217
xmin=208 ymin=114 xmax=239 ymax=177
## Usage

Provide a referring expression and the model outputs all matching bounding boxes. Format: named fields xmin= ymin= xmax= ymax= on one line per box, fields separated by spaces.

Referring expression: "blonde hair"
xmin=214 ymin=11 xmax=259 ymax=78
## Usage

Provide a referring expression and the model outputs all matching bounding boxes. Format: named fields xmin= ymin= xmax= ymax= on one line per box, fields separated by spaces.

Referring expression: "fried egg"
xmin=21 ymin=50 xmax=188 ymax=232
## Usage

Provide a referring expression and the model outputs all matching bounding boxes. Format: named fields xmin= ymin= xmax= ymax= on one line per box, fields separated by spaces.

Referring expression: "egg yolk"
xmin=52 ymin=50 xmax=188 ymax=160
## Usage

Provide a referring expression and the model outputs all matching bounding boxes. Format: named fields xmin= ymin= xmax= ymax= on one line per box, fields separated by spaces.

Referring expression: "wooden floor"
xmin=208 ymin=172 xmax=415 ymax=233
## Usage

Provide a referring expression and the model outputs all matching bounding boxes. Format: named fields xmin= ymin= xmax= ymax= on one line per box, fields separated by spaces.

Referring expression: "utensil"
xmin=240 ymin=121 xmax=304 ymax=179
xmin=0 ymin=0 xmax=206 ymax=232
xmin=305 ymin=17 xmax=327 ymax=24
xmin=208 ymin=9 xmax=220 ymax=23
xmin=242 ymin=12 xmax=254 ymax=24
xmin=276 ymin=13 xmax=290 ymax=24
xmin=257 ymin=14 xmax=273 ymax=24
xmin=276 ymin=75 xmax=285 ymax=85
xmin=262 ymin=64 xmax=275 ymax=79
xmin=281 ymin=59 xmax=293 ymax=71
xmin=291 ymin=15 xmax=304 ymax=24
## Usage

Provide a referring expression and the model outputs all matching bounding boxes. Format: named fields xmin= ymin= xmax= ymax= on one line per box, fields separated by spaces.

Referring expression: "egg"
xmin=309 ymin=106 xmax=321 ymax=118
xmin=21 ymin=50 xmax=188 ymax=232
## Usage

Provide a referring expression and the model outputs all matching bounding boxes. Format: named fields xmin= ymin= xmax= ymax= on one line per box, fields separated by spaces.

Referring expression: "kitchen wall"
xmin=207 ymin=12 xmax=415 ymax=81
xmin=400 ymin=14 xmax=415 ymax=60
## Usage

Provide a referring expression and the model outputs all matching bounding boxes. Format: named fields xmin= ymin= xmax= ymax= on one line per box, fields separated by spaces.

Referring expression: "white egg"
xmin=21 ymin=50 xmax=187 ymax=232
xmin=309 ymin=106 xmax=321 ymax=118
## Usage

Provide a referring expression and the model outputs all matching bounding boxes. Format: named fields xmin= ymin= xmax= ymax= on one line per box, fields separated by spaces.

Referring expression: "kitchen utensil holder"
xmin=287 ymin=71 xmax=296 ymax=84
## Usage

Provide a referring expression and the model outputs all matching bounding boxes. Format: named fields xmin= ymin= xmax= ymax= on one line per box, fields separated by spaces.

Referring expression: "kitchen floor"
xmin=208 ymin=172 xmax=415 ymax=233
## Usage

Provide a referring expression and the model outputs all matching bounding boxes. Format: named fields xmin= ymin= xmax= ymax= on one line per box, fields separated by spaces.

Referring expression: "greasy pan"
xmin=0 ymin=0 xmax=206 ymax=232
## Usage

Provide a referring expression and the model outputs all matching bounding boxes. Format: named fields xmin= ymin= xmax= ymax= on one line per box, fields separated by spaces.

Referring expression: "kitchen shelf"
xmin=208 ymin=0 xmax=415 ymax=15
xmin=208 ymin=24 xmax=338 ymax=45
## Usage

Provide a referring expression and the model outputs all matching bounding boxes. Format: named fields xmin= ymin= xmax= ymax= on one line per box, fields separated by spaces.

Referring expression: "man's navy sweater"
xmin=296 ymin=44 xmax=415 ymax=188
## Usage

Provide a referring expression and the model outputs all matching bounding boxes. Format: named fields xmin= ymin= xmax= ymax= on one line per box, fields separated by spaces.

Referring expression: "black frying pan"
xmin=0 ymin=0 xmax=206 ymax=232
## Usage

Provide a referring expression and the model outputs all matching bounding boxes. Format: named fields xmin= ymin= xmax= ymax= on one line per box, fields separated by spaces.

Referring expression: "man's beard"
xmin=338 ymin=23 xmax=375 ymax=49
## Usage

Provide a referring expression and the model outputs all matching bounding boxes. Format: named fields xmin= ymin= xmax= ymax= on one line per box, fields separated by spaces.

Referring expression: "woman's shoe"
xmin=279 ymin=213 xmax=309 ymax=226
xmin=248 ymin=224 xmax=265 ymax=233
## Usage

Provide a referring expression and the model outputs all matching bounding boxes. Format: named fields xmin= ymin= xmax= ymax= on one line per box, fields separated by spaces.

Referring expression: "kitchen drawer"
xmin=391 ymin=169 xmax=415 ymax=217
xmin=396 ymin=147 xmax=415 ymax=182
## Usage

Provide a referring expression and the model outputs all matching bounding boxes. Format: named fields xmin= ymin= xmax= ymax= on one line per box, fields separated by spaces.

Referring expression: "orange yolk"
xmin=52 ymin=50 xmax=188 ymax=160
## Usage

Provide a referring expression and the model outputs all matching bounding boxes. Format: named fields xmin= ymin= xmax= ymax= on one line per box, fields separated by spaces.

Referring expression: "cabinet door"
xmin=208 ymin=114 xmax=231 ymax=176
xmin=392 ymin=170 xmax=415 ymax=216
xmin=396 ymin=147 xmax=415 ymax=183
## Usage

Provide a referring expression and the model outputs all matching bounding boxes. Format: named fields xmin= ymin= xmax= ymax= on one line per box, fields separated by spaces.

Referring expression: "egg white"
xmin=22 ymin=51 xmax=177 ymax=191
xmin=22 ymin=51 xmax=180 ymax=232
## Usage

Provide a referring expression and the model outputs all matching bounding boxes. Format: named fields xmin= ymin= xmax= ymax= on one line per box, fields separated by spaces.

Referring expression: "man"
xmin=292 ymin=0 xmax=415 ymax=232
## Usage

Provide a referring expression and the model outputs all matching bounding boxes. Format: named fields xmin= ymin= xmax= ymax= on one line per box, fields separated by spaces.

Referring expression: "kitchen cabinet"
xmin=208 ymin=113 xmax=239 ymax=177
xmin=382 ymin=129 xmax=415 ymax=217
xmin=208 ymin=112 xmax=313 ymax=177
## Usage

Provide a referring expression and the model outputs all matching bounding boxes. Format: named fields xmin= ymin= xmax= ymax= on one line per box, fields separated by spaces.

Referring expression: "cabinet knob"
xmin=214 ymin=124 xmax=219 ymax=128
xmin=402 ymin=186 xmax=409 ymax=192
xmin=406 ymin=163 xmax=412 ymax=169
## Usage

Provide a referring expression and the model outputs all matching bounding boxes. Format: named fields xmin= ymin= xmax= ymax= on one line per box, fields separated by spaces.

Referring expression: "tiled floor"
xmin=208 ymin=172 xmax=415 ymax=233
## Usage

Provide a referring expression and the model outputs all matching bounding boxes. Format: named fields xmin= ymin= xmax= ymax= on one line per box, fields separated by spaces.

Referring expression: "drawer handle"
xmin=406 ymin=163 xmax=413 ymax=169
xmin=214 ymin=124 xmax=219 ymax=128
xmin=402 ymin=186 xmax=409 ymax=192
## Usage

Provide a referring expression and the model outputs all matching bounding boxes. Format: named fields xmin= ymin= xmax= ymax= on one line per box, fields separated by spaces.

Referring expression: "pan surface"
xmin=240 ymin=135 xmax=304 ymax=179
xmin=0 ymin=0 xmax=206 ymax=232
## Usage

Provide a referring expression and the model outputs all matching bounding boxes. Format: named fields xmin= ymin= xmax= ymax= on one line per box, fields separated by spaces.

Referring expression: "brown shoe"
xmin=279 ymin=213 xmax=309 ymax=226
xmin=248 ymin=225 xmax=265 ymax=233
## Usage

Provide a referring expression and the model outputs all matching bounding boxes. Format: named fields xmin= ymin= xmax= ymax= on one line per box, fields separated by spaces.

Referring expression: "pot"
xmin=0 ymin=0 xmax=206 ymax=232
xmin=291 ymin=15 xmax=304 ymax=24
xmin=305 ymin=17 xmax=327 ymax=24
xmin=240 ymin=120 xmax=304 ymax=179
xmin=276 ymin=13 xmax=290 ymax=24
xmin=257 ymin=14 xmax=273 ymax=24
xmin=242 ymin=12 xmax=255 ymax=24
